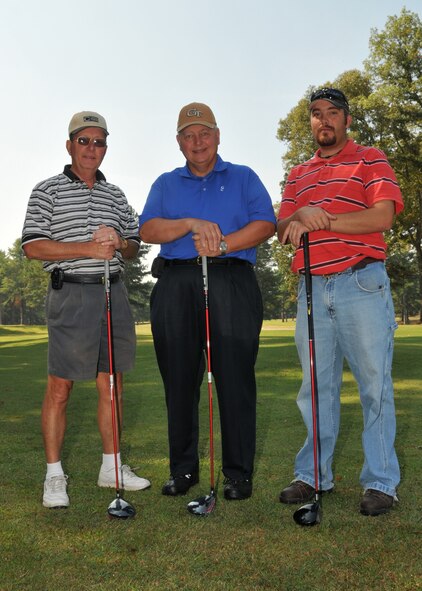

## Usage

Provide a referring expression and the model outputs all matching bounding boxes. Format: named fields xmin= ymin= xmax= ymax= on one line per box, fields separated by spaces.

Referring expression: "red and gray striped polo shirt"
xmin=278 ymin=139 xmax=404 ymax=275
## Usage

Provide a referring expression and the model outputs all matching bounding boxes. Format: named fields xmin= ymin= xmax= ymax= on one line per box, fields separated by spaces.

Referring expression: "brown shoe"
xmin=360 ymin=489 xmax=395 ymax=516
xmin=279 ymin=480 xmax=315 ymax=504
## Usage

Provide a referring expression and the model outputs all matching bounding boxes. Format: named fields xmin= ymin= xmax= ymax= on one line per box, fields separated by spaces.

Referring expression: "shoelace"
xmin=47 ymin=475 xmax=68 ymax=491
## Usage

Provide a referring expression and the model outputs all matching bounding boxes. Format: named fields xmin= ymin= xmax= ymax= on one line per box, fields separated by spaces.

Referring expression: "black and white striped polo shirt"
xmin=22 ymin=165 xmax=140 ymax=275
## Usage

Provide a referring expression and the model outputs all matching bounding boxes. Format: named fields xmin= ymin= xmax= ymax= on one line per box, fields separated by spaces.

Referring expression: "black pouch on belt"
xmin=51 ymin=267 xmax=64 ymax=290
xmin=151 ymin=257 xmax=165 ymax=279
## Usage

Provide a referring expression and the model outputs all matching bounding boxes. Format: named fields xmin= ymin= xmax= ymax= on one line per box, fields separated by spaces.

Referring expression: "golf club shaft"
xmin=104 ymin=260 xmax=120 ymax=494
xmin=302 ymin=233 xmax=320 ymax=496
xmin=202 ymin=256 xmax=215 ymax=492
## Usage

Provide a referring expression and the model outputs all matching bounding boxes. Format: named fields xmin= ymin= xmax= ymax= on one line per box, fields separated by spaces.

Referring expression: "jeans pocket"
xmin=354 ymin=263 xmax=387 ymax=293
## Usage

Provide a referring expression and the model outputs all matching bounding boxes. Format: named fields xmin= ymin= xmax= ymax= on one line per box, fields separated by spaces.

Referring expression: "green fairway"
xmin=0 ymin=322 xmax=421 ymax=591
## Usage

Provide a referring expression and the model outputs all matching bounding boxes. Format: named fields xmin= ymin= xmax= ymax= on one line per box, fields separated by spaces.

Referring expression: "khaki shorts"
xmin=46 ymin=279 xmax=136 ymax=381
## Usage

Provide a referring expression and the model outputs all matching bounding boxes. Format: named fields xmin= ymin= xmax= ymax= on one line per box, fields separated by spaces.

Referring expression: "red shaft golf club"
xmin=203 ymin=255 xmax=215 ymax=494
xmin=187 ymin=256 xmax=216 ymax=515
xmin=104 ymin=260 xmax=135 ymax=519
xmin=104 ymin=260 xmax=120 ymax=493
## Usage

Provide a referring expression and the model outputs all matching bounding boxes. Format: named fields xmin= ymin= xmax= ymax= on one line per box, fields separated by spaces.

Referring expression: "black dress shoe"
xmin=162 ymin=473 xmax=199 ymax=496
xmin=223 ymin=478 xmax=252 ymax=500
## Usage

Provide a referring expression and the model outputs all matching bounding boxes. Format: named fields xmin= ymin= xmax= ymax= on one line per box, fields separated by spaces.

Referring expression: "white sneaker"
xmin=97 ymin=465 xmax=151 ymax=491
xmin=43 ymin=474 xmax=69 ymax=508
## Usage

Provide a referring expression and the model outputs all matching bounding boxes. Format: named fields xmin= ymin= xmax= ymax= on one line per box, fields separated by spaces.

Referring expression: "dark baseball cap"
xmin=309 ymin=88 xmax=349 ymax=112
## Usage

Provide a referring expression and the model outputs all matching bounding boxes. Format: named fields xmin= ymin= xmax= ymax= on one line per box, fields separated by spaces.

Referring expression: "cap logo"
xmin=186 ymin=108 xmax=203 ymax=118
xmin=83 ymin=115 xmax=99 ymax=123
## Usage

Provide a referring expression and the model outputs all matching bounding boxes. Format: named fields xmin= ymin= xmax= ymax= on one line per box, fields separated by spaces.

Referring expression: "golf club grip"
xmin=302 ymin=233 xmax=314 ymax=341
xmin=104 ymin=260 xmax=110 ymax=292
xmin=302 ymin=233 xmax=312 ymax=299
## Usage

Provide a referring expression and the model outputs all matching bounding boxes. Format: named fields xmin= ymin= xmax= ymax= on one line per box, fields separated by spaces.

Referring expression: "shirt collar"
xmin=178 ymin=154 xmax=228 ymax=179
xmin=63 ymin=164 xmax=106 ymax=183
xmin=315 ymin=138 xmax=356 ymax=160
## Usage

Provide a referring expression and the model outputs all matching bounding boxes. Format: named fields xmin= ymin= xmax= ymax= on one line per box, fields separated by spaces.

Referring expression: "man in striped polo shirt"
xmin=22 ymin=111 xmax=150 ymax=509
xmin=277 ymin=88 xmax=403 ymax=516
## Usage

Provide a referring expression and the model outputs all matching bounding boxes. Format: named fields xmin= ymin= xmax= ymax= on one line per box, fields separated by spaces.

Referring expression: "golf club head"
xmin=293 ymin=501 xmax=321 ymax=526
xmin=107 ymin=496 xmax=136 ymax=520
xmin=187 ymin=492 xmax=216 ymax=516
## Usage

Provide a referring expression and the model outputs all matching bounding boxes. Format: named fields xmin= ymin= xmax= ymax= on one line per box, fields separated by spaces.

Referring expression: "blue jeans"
xmin=293 ymin=262 xmax=400 ymax=497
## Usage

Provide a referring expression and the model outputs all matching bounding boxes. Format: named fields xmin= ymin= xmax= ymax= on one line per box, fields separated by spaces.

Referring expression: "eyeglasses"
xmin=310 ymin=88 xmax=349 ymax=107
xmin=73 ymin=136 xmax=107 ymax=148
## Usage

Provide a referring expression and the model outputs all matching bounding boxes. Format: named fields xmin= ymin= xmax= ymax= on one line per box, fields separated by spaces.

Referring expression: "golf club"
xmin=104 ymin=260 xmax=136 ymax=520
xmin=187 ymin=255 xmax=217 ymax=516
xmin=293 ymin=232 xmax=322 ymax=527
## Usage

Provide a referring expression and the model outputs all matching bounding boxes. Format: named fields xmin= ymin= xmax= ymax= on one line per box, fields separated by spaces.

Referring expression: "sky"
xmin=0 ymin=0 xmax=420 ymax=255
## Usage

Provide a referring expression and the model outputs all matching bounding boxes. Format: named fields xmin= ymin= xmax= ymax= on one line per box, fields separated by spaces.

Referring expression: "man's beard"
xmin=316 ymin=127 xmax=337 ymax=147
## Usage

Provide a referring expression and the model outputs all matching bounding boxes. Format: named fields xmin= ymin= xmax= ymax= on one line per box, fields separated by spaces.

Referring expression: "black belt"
xmin=301 ymin=257 xmax=381 ymax=278
xmin=350 ymin=257 xmax=380 ymax=271
xmin=320 ymin=257 xmax=381 ymax=278
xmin=62 ymin=273 xmax=120 ymax=285
xmin=163 ymin=257 xmax=252 ymax=267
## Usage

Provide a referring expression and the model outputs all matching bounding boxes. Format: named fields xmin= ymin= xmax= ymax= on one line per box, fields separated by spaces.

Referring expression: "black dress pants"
xmin=150 ymin=261 xmax=263 ymax=480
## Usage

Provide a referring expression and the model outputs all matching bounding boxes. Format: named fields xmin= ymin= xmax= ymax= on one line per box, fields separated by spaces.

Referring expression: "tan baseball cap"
xmin=177 ymin=102 xmax=217 ymax=133
xmin=68 ymin=111 xmax=109 ymax=137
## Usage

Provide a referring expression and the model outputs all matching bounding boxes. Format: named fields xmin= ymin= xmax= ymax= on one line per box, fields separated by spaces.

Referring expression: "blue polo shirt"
xmin=139 ymin=155 xmax=275 ymax=264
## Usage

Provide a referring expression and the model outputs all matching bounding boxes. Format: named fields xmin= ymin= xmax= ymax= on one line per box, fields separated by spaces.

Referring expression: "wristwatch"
xmin=219 ymin=240 xmax=228 ymax=256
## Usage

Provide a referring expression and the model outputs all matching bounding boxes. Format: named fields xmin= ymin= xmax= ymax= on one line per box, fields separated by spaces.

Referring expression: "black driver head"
xmin=107 ymin=496 xmax=136 ymax=520
xmin=187 ymin=491 xmax=216 ymax=516
xmin=293 ymin=501 xmax=322 ymax=526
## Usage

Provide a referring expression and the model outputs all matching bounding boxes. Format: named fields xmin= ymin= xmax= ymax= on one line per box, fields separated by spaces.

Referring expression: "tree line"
xmin=0 ymin=9 xmax=420 ymax=325
xmin=0 ymin=240 xmax=154 ymax=325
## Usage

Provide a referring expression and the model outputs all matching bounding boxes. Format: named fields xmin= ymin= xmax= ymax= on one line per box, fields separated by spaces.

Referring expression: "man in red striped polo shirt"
xmin=277 ymin=88 xmax=404 ymax=516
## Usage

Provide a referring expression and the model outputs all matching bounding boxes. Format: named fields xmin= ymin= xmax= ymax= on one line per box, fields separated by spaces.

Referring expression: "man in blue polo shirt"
xmin=139 ymin=102 xmax=276 ymax=501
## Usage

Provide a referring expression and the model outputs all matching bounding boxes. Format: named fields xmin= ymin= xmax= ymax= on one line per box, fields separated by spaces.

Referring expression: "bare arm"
xmin=278 ymin=201 xmax=395 ymax=247
xmin=23 ymin=225 xmax=138 ymax=262
xmin=277 ymin=206 xmax=336 ymax=245
xmin=194 ymin=220 xmax=276 ymax=257
xmin=23 ymin=239 xmax=115 ymax=261
xmin=140 ymin=217 xmax=223 ymax=251
xmin=330 ymin=200 xmax=395 ymax=234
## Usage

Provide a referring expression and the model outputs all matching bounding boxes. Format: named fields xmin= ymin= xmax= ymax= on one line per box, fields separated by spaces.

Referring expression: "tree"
xmin=124 ymin=243 xmax=154 ymax=323
xmin=271 ymin=238 xmax=298 ymax=321
xmin=276 ymin=9 xmax=422 ymax=321
xmin=255 ymin=240 xmax=283 ymax=319
xmin=0 ymin=238 xmax=154 ymax=325
xmin=364 ymin=9 xmax=422 ymax=320
xmin=0 ymin=240 xmax=49 ymax=324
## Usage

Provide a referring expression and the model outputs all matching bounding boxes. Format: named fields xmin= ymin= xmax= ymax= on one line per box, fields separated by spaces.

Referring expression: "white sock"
xmin=102 ymin=453 xmax=121 ymax=471
xmin=46 ymin=461 xmax=64 ymax=478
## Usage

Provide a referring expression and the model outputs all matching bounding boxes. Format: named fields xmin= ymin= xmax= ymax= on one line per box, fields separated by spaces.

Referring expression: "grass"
xmin=0 ymin=322 xmax=421 ymax=591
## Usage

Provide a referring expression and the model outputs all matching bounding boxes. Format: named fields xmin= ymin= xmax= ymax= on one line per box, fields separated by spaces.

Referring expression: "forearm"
xmin=139 ymin=218 xmax=194 ymax=244
xmin=23 ymin=239 xmax=97 ymax=261
xmin=194 ymin=220 xmax=275 ymax=257
xmin=330 ymin=204 xmax=394 ymax=234
xmin=278 ymin=200 xmax=395 ymax=246
xmin=225 ymin=221 xmax=275 ymax=253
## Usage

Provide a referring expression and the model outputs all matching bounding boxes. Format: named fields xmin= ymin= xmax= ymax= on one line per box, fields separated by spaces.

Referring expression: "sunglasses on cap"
xmin=72 ymin=136 xmax=107 ymax=148
xmin=310 ymin=88 xmax=349 ymax=108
